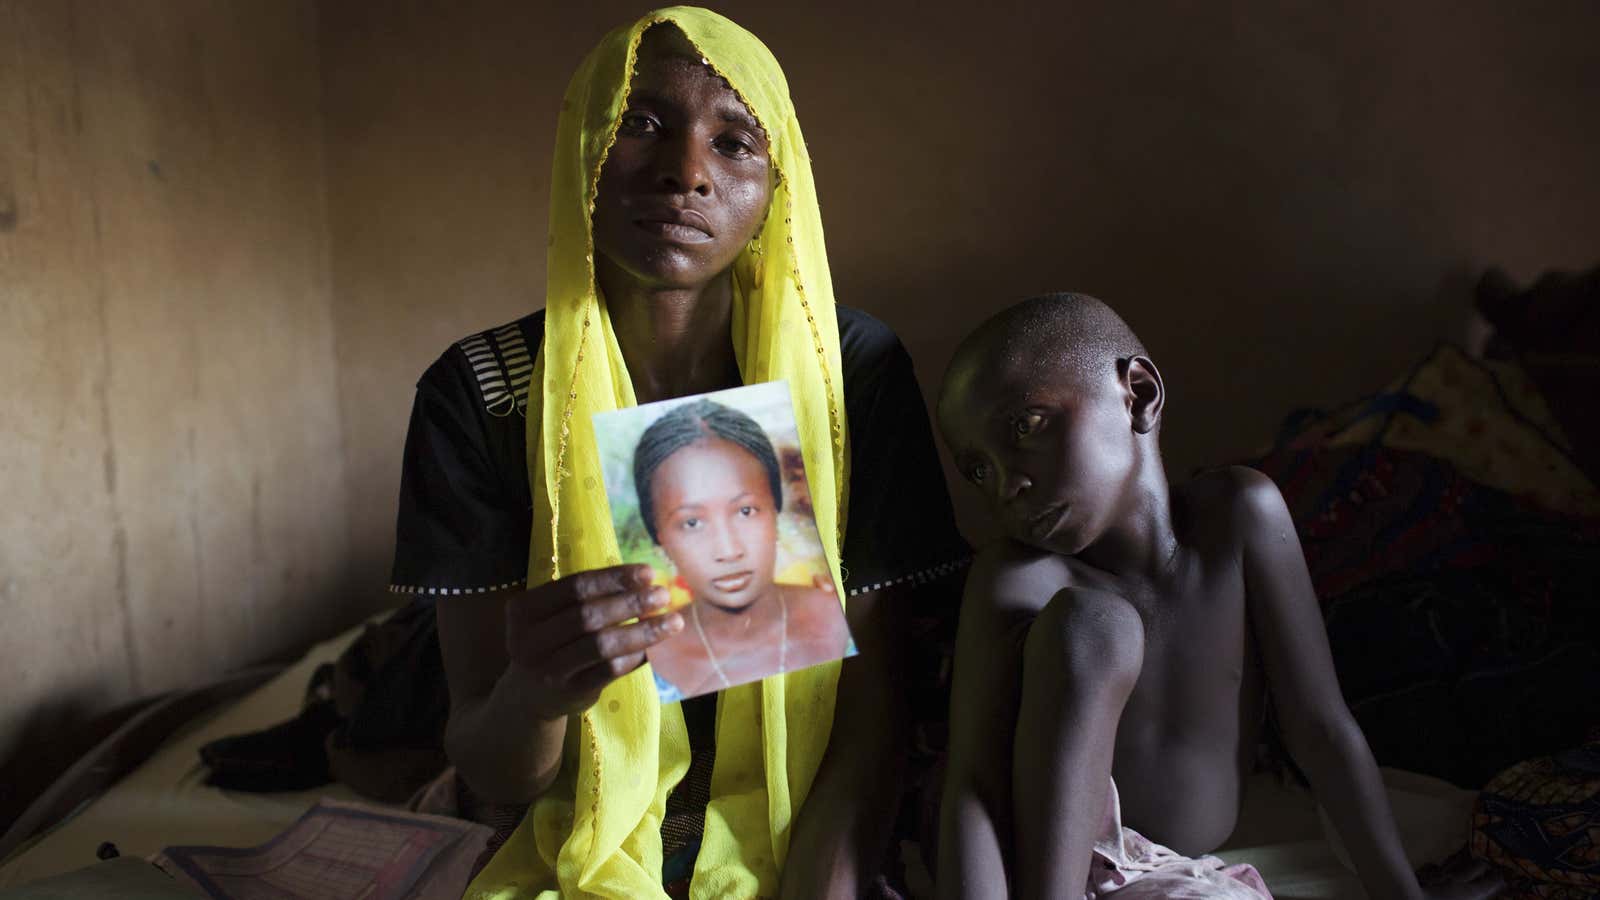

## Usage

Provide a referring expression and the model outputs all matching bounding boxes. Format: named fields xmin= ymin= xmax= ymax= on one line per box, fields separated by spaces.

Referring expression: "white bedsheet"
xmin=1215 ymin=767 xmax=1476 ymax=899
xmin=0 ymin=618 xmax=1478 ymax=897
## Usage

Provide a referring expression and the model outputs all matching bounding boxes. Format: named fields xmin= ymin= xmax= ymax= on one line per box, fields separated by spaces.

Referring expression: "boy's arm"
xmin=1235 ymin=469 xmax=1499 ymax=900
xmin=780 ymin=585 xmax=909 ymax=900
xmin=937 ymin=550 xmax=1034 ymax=900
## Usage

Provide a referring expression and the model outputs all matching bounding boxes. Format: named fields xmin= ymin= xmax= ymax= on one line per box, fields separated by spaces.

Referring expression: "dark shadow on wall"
xmin=0 ymin=692 xmax=122 ymax=831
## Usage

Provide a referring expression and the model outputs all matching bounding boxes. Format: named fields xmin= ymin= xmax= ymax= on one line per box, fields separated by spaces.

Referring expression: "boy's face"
xmin=650 ymin=437 xmax=780 ymax=613
xmin=939 ymin=360 xmax=1140 ymax=556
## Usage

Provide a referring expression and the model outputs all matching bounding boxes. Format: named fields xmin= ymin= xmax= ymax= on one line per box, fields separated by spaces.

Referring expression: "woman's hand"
xmin=505 ymin=564 xmax=685 ymax=721
xmin=440 ymin=563 xmax=683 ymax=801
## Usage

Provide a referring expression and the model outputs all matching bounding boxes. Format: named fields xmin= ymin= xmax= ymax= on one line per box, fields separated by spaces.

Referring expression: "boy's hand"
xmin=504 ymin=564 xmax=684 ymax=721
xmin=1417 ymin=849 xmax=1506 ymax=900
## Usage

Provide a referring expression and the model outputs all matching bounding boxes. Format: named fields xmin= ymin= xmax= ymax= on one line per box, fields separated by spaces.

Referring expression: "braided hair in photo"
xmin=633 ymin=398 xmax=784 ymax=543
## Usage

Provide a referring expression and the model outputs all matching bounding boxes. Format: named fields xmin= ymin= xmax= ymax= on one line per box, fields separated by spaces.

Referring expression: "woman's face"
xmin=591 ymin=26 xmax=773 ymax=291
xmin=649 ymin=436 xmax=779 ymax=613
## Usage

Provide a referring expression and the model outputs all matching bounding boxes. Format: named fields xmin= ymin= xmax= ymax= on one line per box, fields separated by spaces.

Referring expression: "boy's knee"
xmin=1024 ymin=588 xmax=1144 ymax=689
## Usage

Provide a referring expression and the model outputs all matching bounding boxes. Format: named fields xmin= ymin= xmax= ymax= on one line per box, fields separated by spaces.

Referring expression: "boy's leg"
xmin=1012 ymin=588 xmax=1144 ymax=900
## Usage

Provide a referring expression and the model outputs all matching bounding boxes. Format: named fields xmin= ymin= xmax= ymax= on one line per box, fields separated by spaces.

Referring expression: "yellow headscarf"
xmin=467 ymin=8 xmax=849 ymax=899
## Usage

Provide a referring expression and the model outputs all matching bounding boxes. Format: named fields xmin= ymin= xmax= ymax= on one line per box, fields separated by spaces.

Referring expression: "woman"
xmin=632 ymin=398 xmax=854 ymax=700
xmin=390 ymin=7 xmax=966 ymax=897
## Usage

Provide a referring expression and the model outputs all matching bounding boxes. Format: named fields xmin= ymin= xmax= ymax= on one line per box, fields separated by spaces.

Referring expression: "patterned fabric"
xmin=1251 ymin=347 xmax=1600 ymax=788
xmin=1472 ymin=739 xmax=1600 ymax=899
xmin=1304 ymin=344 xmax=1598 ymax=517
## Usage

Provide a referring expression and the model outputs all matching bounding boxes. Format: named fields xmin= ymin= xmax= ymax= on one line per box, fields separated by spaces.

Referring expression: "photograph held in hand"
xmin=593 ymin=381 xmax=856 ymax=701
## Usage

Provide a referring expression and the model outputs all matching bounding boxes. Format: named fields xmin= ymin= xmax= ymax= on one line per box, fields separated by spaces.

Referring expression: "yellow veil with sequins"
xmin=466 ymin=7 xmax=849 ymax=899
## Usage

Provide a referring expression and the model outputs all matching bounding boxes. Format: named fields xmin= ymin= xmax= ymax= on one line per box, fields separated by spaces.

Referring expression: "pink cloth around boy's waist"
xmin=1086 ymin=779 xmax=1272 ymax=900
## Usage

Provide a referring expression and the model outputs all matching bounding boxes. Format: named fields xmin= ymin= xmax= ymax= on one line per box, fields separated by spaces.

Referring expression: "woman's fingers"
xmin=576 ymin=584 xmax=672 ymax=635
xmin=547 ymin=611 xmax=684 ymax=679
xmin=500 ymin=565 xmax=681 ymax=715
xmin=514 ymin=564 xmax=655 ymax=625
xmin=520 ymin=584 xmax=670 ymax=661
xmin=569 ymin=564 xmax=656 ymax=601
xmin=566 ymin=652 xmax=649 ymax=696
xmin=506 ymin=566 xmax=659 ymax=659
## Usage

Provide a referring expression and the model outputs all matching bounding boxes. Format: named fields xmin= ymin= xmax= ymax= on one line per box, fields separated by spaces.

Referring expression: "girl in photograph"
xmin=632 ymin=398 xmax=853 ymax=700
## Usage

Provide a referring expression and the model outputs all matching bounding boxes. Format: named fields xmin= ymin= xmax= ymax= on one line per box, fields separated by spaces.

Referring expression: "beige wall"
xmin=0 ymin=1 xmax=351 ymax=764
xmin=322 ymin=0 xmax=1600 ymax=557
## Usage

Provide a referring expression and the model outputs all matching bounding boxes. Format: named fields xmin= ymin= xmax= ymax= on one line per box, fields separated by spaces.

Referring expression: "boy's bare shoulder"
xmin=1177 ymin=465 xmax=1294 ymax=549
xmin=964 ymin=539 xmax=1076 ymax=617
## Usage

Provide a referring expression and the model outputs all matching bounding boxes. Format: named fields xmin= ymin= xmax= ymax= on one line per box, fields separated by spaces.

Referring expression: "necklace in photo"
xmin=691 ymin=591 xmax=789 ymax=691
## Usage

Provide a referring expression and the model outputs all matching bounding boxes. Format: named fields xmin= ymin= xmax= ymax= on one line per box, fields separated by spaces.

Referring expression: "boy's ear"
xmin=1121 ymin=356 xmax=1165 ymax=434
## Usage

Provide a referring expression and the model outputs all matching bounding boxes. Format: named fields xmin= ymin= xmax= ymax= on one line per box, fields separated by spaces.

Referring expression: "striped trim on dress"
xmin=387 ymin=581 xmax=525 ymax=596
xmin=458 ymin=321 xmax=534 ymax=417
xmin=845 ymin=556 xmax=971 ymax=598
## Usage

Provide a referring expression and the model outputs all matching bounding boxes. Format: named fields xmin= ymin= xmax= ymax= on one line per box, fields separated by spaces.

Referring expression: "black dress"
xmin=389 ymin=305 xmax=970 ymax=884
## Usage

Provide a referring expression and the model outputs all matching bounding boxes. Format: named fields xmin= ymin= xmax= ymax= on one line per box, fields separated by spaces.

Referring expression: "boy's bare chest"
xmin=1109 ymin=561 xmax=1265 ymax=852
xmin=1115 ymin=558 xmax=1260 ymax=754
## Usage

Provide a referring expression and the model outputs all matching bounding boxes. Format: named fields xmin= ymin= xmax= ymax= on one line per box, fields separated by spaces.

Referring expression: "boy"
xmin=935 ymin=294 xmax=1503 ymax=899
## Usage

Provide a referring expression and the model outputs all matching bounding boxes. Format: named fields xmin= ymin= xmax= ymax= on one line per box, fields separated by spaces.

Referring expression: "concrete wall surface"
xmin=0 ymin=0 xmax=352 ymax=767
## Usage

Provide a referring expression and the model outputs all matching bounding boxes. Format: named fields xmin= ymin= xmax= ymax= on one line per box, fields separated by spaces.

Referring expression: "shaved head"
xmin=937 ymin=292 xmax=1165 ymax=552
xmin=941 ymin=293 xmax=1147 ymax=411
